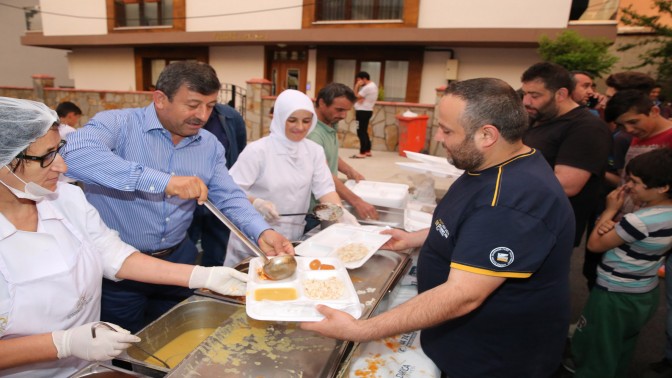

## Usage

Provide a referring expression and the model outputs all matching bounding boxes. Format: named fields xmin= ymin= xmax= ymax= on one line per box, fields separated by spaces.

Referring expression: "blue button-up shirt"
xmin=62 ymin=104 xmax=269 ymax=251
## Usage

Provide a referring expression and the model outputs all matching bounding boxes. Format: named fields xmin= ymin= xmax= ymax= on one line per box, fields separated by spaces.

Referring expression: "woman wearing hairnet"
xmin=223 ymin=89 xmax=357 ymax=267
xmin=0 ymin=97 xmax=248 ymax=377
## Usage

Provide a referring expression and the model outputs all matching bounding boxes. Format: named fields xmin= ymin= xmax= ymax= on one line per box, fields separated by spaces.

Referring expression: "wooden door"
xmin=269 ymin=49 xmax=308 ymax=95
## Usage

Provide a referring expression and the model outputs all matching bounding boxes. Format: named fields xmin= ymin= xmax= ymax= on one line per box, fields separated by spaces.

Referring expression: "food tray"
xmin=245 ymin=256 xmax=363 ymax=322
xmin=295 ymin=223 xmax=391 ymax=269
xmin=404 ymin=208 xmax=433 ymax=232
xmin=403 ymin=150 xmax=451 ymax=165
xmin=397 ymin=151 xmax=464 ymax=178
xmin=344 ymin=180 xmax=409 ymax=209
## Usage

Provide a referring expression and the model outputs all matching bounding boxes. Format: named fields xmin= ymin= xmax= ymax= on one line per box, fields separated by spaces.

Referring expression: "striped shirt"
xmin=61 ymin=104 xmax=269 ymax=251
xmin=597 ymin=205 xmax=672 ymax=293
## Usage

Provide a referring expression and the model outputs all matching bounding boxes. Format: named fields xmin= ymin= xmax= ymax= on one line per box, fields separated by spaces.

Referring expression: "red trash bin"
xmin=396 ymin=114 xmax=429 ymax=157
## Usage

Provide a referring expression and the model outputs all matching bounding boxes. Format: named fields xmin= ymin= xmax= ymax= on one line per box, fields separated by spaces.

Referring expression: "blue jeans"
xmin=100 ymin=237 xmax=197 ymax=333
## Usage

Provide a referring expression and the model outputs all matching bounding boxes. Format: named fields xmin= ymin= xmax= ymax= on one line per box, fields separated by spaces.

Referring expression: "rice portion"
xmin=303 ymin=276 xmax=345 ymax=300
xmin=336 ymin=243 xmax=369 ymax=262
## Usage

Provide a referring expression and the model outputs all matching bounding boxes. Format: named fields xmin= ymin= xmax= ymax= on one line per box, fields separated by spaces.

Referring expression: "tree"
xmin=619 ymin=1 xmax=672 ymax=82
xmin=538 ymin=30 xmax=618 ymax=77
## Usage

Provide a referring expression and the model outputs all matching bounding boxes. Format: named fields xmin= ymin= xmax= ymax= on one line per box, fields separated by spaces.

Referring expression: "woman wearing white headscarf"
xmin=0 ymin=97 xmax=248 ymax=378
xmin=224 ymin=90 xmax=357 ymax=267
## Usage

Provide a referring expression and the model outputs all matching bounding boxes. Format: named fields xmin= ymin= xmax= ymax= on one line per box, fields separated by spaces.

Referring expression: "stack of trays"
xmin=344 ymin=180 xmax=409 ymax=209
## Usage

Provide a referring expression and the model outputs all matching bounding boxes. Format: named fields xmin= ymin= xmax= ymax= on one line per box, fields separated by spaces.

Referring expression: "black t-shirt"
xmin=523 ymin=107 xmax=611 ymax=245
xmin=417 ymin=150 xmax=574 ymax=378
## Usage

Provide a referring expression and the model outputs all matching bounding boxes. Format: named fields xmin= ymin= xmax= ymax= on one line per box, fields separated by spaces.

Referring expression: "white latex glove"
xmin=253 ymin=198 xmax=280 ymax=222
xmin=189 ymin=265 xmax=249 ymax=296
xmin=52 ymin=322 xmax=140 ymax=361
xmin=338 ymin=207 xmax=360 ymax=226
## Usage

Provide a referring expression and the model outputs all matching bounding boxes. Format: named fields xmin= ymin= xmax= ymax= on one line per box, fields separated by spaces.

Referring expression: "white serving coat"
xmin=0 ymin=182 xmax=136 ymax=377
xmin=224 ymin=90 xmax=335 ymax=267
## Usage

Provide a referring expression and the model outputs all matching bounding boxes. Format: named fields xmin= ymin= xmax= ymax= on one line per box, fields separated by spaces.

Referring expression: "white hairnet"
xmin=0 ymin=97 xmax=58 ymax=166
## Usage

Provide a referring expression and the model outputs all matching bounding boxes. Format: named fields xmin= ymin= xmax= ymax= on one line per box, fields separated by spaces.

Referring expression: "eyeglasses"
xmin=16 ymin=140 xmax=66 ymax=168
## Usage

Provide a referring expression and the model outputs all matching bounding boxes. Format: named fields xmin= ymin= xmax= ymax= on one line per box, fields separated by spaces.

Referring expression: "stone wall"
xmin=0 ymin=75 xmax=152 ymax=128
xmin=248 ymin=78 xmax=439 ymax=154
xmin=1 ymin=75 xmax=444 ymax=155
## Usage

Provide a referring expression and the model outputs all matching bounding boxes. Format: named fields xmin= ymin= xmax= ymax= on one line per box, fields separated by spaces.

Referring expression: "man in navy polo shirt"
xmin=302 ymin=78 xmax=574 ymax=377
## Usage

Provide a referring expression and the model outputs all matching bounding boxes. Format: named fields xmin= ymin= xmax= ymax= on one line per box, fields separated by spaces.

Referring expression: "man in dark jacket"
xmin=188 ymin=103 xmax=247 ymax=266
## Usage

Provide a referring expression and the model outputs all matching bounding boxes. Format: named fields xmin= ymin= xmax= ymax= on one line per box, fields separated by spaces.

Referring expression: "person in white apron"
xmin=224 ymin=90 xmax=358 ymax=267
xmin=0 ymin=97 xmax=249 ymax=377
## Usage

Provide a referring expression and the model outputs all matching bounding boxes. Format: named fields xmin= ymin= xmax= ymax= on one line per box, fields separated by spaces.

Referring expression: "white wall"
xmin=306 ymin=48 xmax=317 ymax=99
xmin=187 ymin=0 xmax=303 ymax=31
xmin=68 ymin=48 xmax=136 ymax=90
xmin=0 ymin=0 xmax=72 ymax=87
xmin=419 ymin=48 xmax=540 ymax=103
xmin=40 ymin=0 xmax=107 ymax=36
xmin=452 ymin=47 xmax=541 ymax=88
xmin=210 ymin=46 xmax=265 ymax=88
xmin=419 ymin=51 xmax=451 ymax=104
xmin=419 ymin=0 xmax=572 ymax=28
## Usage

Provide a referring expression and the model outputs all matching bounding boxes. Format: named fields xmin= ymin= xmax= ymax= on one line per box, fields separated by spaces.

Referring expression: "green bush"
xmin=538 ymin=30 xmax=618 ymax=77
xmin=619 ymin=1 xmax=672 ymax=90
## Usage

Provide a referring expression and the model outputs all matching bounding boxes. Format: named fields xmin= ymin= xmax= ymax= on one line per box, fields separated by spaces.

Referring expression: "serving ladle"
xmin=204 ymin=200 xmax=297 ymax=280
xmin=279 ymin=203 xmax=344 ymax=221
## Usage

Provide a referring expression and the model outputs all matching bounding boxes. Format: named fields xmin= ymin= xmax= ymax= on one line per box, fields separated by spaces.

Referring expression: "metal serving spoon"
xmin=279 ymin=203 xmax=344 ymax=221
xmin=204 ymin=200 xmax=297 ymax=280
xmin=91 ymin=321 xmax=171 ymax=369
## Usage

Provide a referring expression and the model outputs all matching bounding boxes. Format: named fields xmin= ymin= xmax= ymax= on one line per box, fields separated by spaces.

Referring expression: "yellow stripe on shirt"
xmin=451 ymin=262 xmax=532 ymax=278
xmin=489 ymin=148 xmax=537 ymax=207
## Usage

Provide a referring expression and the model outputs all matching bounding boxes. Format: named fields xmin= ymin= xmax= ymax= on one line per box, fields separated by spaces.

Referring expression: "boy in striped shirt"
xmin=571 ymin=147 xmax=672 ymax=377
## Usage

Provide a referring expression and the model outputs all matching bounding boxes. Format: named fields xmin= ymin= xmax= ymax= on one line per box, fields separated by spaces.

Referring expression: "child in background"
xmin=571 ymin=148 xmax=672 ymax=377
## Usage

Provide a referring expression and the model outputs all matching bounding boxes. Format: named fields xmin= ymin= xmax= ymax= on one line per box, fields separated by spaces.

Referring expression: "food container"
xmin=396 ymin=151 xmax=464 ymax=178
xmin=69 ymin=363 xmax=148 ymax=377
xmin=295 ymin=223 xmax=391 ymax=269
xmin=115 ymin=299 xmax=239 ymax=376
xmin=245 ymin=256 xmax=363 ymax=321
xmin=404 ymin=208 xmax=433 ymax=232
xmin=118 ymin=250 xmax=411 ymax=378
xmin=344 ymin=180 xmax=409 ymax=209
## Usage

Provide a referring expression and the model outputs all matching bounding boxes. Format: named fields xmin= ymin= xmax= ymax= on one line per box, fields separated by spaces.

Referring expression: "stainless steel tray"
xmin=343 ymin=204 xmax=405 ymax=228
xmin=69 ymin=362 xmax=149 ymax=377
xmin=118 ymin=249 xmax=410 ymax=377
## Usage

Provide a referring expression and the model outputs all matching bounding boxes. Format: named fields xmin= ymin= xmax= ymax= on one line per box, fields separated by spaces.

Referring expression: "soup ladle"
xmin=204 ymin=200 xmax=297 ymax=280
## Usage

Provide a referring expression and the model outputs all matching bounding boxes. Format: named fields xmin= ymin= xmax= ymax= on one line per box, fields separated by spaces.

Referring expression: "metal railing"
xmin=219 ymin=84 xmax=246 ymax=119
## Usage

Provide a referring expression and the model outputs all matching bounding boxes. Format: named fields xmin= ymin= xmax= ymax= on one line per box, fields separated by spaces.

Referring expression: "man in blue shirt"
xmin=188 ymin=103 xmax=247 ymax=266
xmin=301 ymin=78 xmax=574 ymax=377
xmin=63 ymin=61 xmax=293 ymax=332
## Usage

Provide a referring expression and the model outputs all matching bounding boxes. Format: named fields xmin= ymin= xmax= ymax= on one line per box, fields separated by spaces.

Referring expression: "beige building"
xmin=20 ymin=0 xmax=618 ymax=104
xmin=0 ymin=0 xmax=72 ymax=87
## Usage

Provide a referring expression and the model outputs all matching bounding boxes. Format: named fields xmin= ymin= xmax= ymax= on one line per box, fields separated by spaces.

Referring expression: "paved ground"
xmin=337 ymin=147 xmax=456 ymax=197
xmin=339 ymin=147 xmax=668 ymax=377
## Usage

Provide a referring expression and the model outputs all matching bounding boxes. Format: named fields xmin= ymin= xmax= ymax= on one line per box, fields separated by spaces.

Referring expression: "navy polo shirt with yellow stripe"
xmin=417 ymin=149 xmax=575 ymax=378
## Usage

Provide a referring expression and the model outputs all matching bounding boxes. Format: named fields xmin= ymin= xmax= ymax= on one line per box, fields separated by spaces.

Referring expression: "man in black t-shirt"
xmin=301 ymin=78 xmax=575 ymax=377
xmin=521 ymin=62 xmax=611 ymax=247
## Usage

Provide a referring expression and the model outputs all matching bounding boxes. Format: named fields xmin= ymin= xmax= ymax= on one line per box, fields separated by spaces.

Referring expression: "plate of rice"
xmin=295 ymin=224 xmax=392 ymax=269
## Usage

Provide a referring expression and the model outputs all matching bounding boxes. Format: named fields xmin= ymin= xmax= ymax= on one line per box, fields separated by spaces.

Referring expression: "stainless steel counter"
xmin=116 ymin=248 xmax=411 ymax=377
